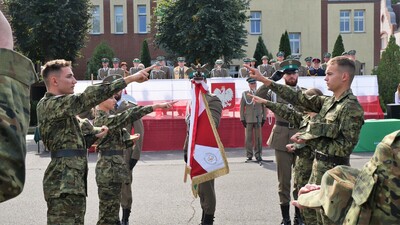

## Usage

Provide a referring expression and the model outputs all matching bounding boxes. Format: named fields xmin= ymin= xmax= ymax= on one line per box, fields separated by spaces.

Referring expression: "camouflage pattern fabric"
xmin=47 ymin=194 xmax=86 ymax=225
xmin=96 ymin=183 xmax=122 ymax=225
xmin=0 ymin=48 xmax=37 ymax=202
xmin=78 ymin=118 xmax=102 ymax=148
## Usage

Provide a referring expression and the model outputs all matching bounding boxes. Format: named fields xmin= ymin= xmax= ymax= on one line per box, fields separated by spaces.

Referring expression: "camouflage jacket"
xmin=78 ymin=118 xmax=102 ymax=148
xmin=0 ymin=48 xmax=37 ymax=203
xmin=267 ymin=82 xmax=364 ymax=158
xmin=37 ymin=78 xmax=126 ymax=199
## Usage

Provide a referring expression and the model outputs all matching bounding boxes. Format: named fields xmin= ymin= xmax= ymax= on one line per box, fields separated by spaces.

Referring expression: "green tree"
xmin=376 ymin=35 xmax=400 ymax=111
xmin=154 ymin=0 xmax=249 ymax=65
xmin=140 ymin=39 xmax=152 ymax=67
xmin=332 ymin=34 xmax=345 ymax=57
xmin=253 ymin=36 xmax=273 ymax=66
xmin=4 ymin=0 xmax=92 ymax=63
xmin=86 ymin=42 xmax=114 ymax=80
xmin=278 ymin=31 xmax=291 ymax=59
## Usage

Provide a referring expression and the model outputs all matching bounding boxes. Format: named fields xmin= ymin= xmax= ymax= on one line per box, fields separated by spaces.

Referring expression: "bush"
xmin=85 ymin=42 xmax=115 ymax=80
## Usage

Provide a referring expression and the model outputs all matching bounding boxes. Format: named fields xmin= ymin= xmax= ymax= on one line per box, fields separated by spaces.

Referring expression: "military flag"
xmin=184 ymin=80 xmax=229 ymax=197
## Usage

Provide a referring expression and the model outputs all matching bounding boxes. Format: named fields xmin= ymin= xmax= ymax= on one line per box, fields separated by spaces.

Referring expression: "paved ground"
xmin=0 ymin=135 xmax=373 ymax=225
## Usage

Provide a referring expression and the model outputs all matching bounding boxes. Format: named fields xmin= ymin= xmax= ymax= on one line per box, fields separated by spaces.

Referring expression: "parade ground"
xmin=0 ymin=135 xmax=372 ymax=225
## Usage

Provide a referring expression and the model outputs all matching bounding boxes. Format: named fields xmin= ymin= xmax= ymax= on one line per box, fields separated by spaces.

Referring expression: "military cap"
xmin=246 ymin=77 xmax=256 ymax=84
xmin=103 ymin=74 xmax=122 ymax=83
xmin=215 ymin=59 xmax=224 ymax=64
xmin=132 ymin=58 xmax=141 ymax=63
xmin=261 ymin=55 xmax=269 ymax=60
xmin=269 ymin=59 xmax=276 ymax=63
xmin=156 ymin=56 xmax=165 ymax=61
xmin=250 ymin=58 xmax=257 ymax=62
xmin=348 ymin=50 xmax=356 ymax=55
xmin=177 ymin=57 xmax=185 ymax=62
xmin=243 ymin=58 xmax=251 ymax=63
xmin=341 ymin=51 xmax=348 ymax=56
xmin=155 ymin=62 xmax=162 ymax=66
xmin=276 ymin=51 xmax=285 ymax=57
xmin=304 ymin=56 xmax=312 ymax=62
xmin=279 ymin=59 xmax=301 ymax=72
xmin=112 ymin=58 xmax=120 ymax=63
xmin=312 ymin=58 xmax=321 ymax=63
xmin=101 ymin=58 xmax=109 ymax=63
xmin=120 ymin=62 xmax=127 ymax=66
xmin=323 ymin=52 xmax=331 ymax=58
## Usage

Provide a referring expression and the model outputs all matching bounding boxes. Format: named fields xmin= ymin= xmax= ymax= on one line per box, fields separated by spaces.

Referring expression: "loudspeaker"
xmin=387 ymin=104 xmax=400 ymax=119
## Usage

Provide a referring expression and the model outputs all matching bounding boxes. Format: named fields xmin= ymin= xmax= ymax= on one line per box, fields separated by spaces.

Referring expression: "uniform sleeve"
xmin=240 ymin=92 xmax=246 ymax=121
xmin=264 ymin=101 xmax=303 ymax=128
xmin=207 ymin=95 xmax=223 ymax=128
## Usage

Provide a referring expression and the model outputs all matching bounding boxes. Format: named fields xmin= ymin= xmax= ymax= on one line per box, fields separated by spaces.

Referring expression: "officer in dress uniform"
xmin=210 ymin=59 xmax=230 ymax=77
xmin=150 ymin=62 xmax=167 ymax=79
xmin=274 ymin=51 xmax=285 ymax=71
xmin=250 ymin=57 xmax=257 ymax=68
xmin=238 ymin=58 xmax=251 ymax=78
xmin=257 ymin=55 xmax=275 ymax=78
xmin=173 ymin=57 xmax=192 ymax=79
xmin=98 ymin=58 xmax=110 ymax=80
xmin=108 ymin=58 xmax=124 ymax=76
xmin=321 ymin=53 xmax=331 ymax=71
xmin=348 ymin=50 xmax=363 ymax=75
xmin=157 ymin=56 xmax=172 ymax=79
xmin=240 ymin=78 xmax=266 ymax=162
xmin=129 ymin=58 xmax=143 ymax=75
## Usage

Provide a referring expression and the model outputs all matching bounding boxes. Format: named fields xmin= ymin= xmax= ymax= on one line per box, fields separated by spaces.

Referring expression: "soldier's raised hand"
xmin=95 ymin=125 xmax=109 ymax=138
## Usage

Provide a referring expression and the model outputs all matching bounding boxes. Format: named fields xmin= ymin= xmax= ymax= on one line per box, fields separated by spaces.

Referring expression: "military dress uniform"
xmin=210 ymin=67 xmax=229 ymax=77
xmin=37 ymin=78 xmax=127 ymax=224
xmin=108 ymin=67 xmax=125 ymax=76
xmin=183 ymin=92 xmax=223 ymax=225
xmin=0 ymin=48 xmax=37 ymax=203
xmin=93 ymin=104 xmax=152 ymax=225
xmin=257 ymin=63 xmax=275 ymax=78
xmin=98 ymin=67 xmax=109 ymax=80
xmin=174 ymin=66 xmax=191 ymax=79
xmin=115 ymin=100 xmax=145 ymax=225
xmin=150 ymin=69 xmax=166 ymax=79
xmin=354 ymin=60 xmax=362 ymax=75
xmin=240 ymin=82 xmax=266 ymax=161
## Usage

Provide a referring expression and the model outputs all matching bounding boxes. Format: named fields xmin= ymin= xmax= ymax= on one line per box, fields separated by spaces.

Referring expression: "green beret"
xmin=279 ymin=59 xmax=301 ymax=72
xmin=324 ymin=52 xmax=331 ymax=58
xmin=156 ymin=56 xmax=165 ymax=61
xmin=112 ymin=58 xmax=120 ymax=63
xmin=276 ymin=51 xmax=285 ymax=57
xmin=348 ymin=50 xmax=356 ymax=55
xmin=132 ymin=58 xmax=141 ymax=63
xmin=101 ymin=58 xmax=109 ymax=63
xmin=305 ymin=56 xmax=312 ymax=62
xmin=246 ymin=77 xmax=256 ymax=84
xmin=177 ymin=57 xmax=185 ymax=62
xmin=261 ymin=55 xmax=269 ymax=60
xmin=103 ymin=74 xmax=122 ymax=83
xmin=215 ymin=59 xmax=223 ymax=64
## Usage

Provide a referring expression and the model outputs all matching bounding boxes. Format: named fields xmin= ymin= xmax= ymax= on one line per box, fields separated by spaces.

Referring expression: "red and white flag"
xmin=184 ymin=80 xmax=229 ymax=197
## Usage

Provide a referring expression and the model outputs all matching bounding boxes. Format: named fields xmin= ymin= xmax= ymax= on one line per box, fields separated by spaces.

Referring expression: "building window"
xmin=340 ymin=10 xmax=351 ymax=33
xmin=250 ymin=11 xmax=261 ymax=34
xmin=138 ymin=5 xmax=147 ymax=33
xmin=289 ymin=33 xmax=301 ymax=55
xmin=114 ymin=5 xmax=124 ymax=33
xmin=354 ymin=10 xmax=365 ymax=32
xmin=91 ymin=5 xmax=100 ymax=34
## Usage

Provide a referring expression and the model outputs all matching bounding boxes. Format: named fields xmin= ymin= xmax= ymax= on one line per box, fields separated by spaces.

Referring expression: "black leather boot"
xmin=293 ymin=207 xmax=305 ymax=225
xmin=121 ymin=208 xmax=131 ymax=225
xmin=202 ymin=214 xmax=214 ymax=225
xmin=280 ymin=204 xmax=291 ymax=225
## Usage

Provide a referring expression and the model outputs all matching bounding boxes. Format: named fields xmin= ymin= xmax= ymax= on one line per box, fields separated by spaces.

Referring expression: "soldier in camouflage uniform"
xmin=295 ymin=129 xmax=400 ymax=225
xmin=0 ymin=10 xmax=38 ymax=203
xmin=93 ymin=77 xmax=174 ymax=225
xmin=250 ymin=88 xmax=323 ymax=225
xmin=37 ymin=60 xmax=151 ymax=224
xmin=246 ymin=56 xmax=365 ymax=225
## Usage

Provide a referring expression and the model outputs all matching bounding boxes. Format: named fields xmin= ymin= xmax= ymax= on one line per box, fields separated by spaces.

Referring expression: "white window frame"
xmin=114 ymin=5 xmax=124 ymax=34
xmin=91 ymin=5 xmax=100 ymax=34
xmin=354 ymin=10 xmax=365 ymax=33
xmin=138 ymin=5 xmax=147 ymax=34
xmin=340 ymin=10 xmax=351 ymax=33
xmin=289 ymin=33 xmax=301 ymax=56
xmin=250 ymin=11 xmax=261 ymax=34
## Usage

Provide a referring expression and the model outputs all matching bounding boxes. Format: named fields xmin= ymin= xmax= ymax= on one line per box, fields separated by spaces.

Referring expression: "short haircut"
xmin=41 ymin=59 xmax=72 ymax=81
xmin=328 ymin=56 xmax=356 ymax=82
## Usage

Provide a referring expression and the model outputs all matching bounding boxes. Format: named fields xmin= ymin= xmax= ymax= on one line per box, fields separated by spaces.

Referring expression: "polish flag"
xmin=184 ymin=80 xmax=229 ymax=197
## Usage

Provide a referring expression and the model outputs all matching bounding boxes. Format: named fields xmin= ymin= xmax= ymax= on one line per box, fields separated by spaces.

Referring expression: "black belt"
xmin=51 ymin=149 xmax=87 ymax=159
xmin=275 ymin=121 xmax=295 ymax=129
xmin=315 ymin=151 xmax=349 ymax=166
xmin=99 ymin=150 xmax=124 ymax=156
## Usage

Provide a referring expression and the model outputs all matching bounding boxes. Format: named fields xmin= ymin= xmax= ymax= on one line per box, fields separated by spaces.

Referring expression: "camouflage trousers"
xmin=97 ymin=182 xmax=122 ymax=225
xmin=47 ymin=193 xmax=86 ymax=225
xmin=120 ymin=167 xmax=133 ymax=209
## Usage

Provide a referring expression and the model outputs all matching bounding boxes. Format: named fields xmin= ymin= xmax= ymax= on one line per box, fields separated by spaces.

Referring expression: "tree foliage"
xmin=278 ymin=31 xmax=291 ymax=59
xmin=376 ymin=35 xmax=400 ymax=111
xmin=153 ymin=0 xmax=249 ymax=65
xmin=140 ymin=39 xmax=152 ymax=67
xmin=332 ymin=34 xmax=345 ymax=57
xmin=4 ymin=0 xmax=92 ymax=63
xmin=86 ymin=42 xmax=114 ymax=80
xmin=253 ymin=36 xmax=273 ymax=66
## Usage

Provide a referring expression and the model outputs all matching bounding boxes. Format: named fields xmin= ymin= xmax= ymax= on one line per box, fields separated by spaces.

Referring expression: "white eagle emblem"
xmin=213 ymin=86 xmax=234 ymax=108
